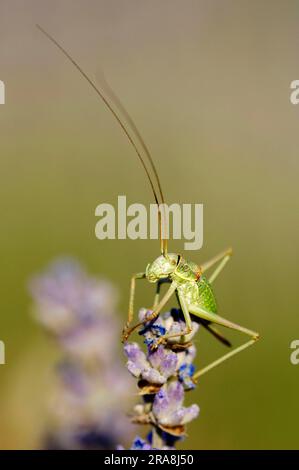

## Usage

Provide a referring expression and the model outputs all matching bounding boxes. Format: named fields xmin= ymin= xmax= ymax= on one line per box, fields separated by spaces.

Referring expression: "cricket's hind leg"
xmin=194 ymin=247 xmax=233 ymax=347
xmin=189 ymin=303 xmax=260 ymax=380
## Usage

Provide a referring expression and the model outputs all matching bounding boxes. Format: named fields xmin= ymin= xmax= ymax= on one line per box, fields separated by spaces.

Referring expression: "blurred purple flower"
xmin=29 ymin=258 xmax=118 ymax=364
xmin=29 ymin=258 xmax=134 ymax=450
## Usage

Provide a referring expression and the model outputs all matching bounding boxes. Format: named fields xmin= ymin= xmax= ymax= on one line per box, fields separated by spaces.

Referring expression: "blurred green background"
xmin=0 ymin=0 xmax=299 ymax=449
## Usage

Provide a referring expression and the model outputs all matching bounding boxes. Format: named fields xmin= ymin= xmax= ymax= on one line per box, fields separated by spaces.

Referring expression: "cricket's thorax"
xmin=173 ymin=257 xmax=201 ymax=282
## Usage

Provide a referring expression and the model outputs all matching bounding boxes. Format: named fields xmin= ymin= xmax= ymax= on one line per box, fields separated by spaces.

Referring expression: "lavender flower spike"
xmin=121 ymin=309 xmax=200 ymax=449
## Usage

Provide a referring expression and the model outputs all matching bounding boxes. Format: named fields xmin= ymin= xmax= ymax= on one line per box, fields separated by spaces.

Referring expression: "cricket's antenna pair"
xmin=36 ymin=24 xmax=168 ymax=256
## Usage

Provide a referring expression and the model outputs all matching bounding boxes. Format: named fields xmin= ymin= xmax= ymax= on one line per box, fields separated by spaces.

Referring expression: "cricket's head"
xmin=145 ymin=253 xmax=179 ymax=283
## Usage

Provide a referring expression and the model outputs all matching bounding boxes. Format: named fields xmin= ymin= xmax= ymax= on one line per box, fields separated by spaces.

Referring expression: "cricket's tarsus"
xmin=37 ymin=25 xmax=259 ymax=378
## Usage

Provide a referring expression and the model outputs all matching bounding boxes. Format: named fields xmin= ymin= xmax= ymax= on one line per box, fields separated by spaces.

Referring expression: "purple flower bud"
xmin=124 ymin=343 xmax=178 ymax=385
xmin=153 ymin=381 xmax=199 ymax=427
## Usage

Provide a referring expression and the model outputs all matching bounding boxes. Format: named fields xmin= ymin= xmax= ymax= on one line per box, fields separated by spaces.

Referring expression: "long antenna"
xmin=95 ymin=72 xmax=168 ymax=255
xmin=36 ymin=24 xmax=168 ymax=255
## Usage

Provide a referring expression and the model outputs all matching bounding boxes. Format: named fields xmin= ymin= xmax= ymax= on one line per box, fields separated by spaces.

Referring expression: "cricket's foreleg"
xmin=155 ymin=292 xmax=193 ymax=346
xmin=153 ymin=278 xmax=171 ymax=308
xmin=189 ymin=304 xmax=260 ymax=380
xmin=122 ymin=282 xmax=177 ymax=342
xmin=123 ymin=272 xmax=146 ymax=333
xmin=200 ymin=247 xmax=232 ymax=282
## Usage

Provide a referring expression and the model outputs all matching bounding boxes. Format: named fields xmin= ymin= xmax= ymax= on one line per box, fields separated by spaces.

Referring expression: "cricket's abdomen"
xmin=176 ymin=275 xmax=217 ymax=314
xmin=197 ymin=275 xmax=217 ymax=313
